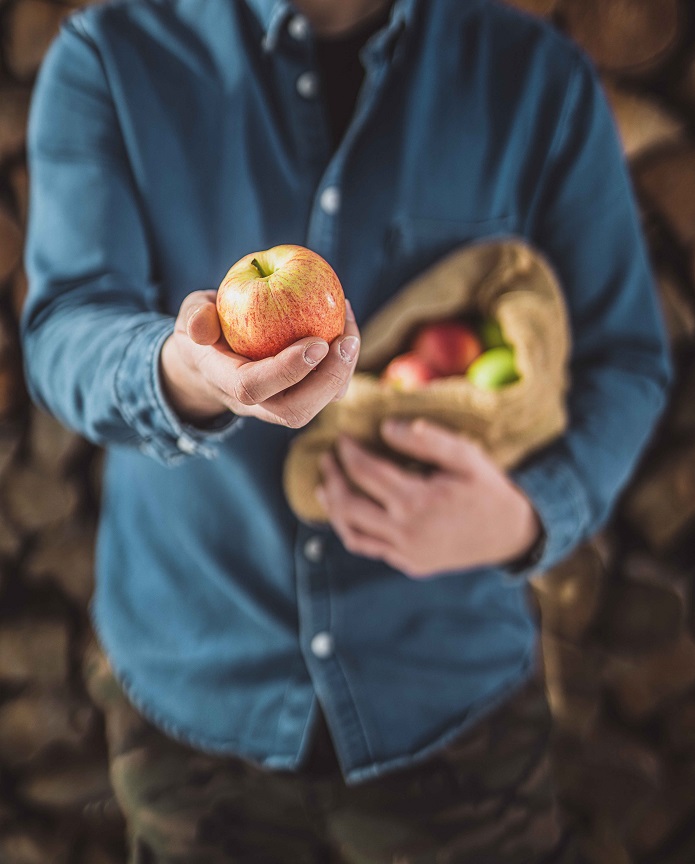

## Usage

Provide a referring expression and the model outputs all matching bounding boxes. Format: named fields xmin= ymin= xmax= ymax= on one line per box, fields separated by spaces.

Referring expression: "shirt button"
xmin=311 ymin=631 xmax=334 ymax=659
xmin=319 ymin=186 xmax=341 ymax=215
xmin=303 ymin=536 xmax=324 ymax=563
xmin=176 ymin=435 xmax=198 ymax=454
xmin=296 ymin=71 xmax=319 ymax=99
xmin=288 ymin=14 xmax=310 ymax=40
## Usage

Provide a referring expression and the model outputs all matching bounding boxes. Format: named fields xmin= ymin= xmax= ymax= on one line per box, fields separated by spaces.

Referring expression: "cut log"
xmin=581 ymin=816 xmax=632 ymax=864
xmin=636 ymin=145 xmax=695 ymax=248
xmin=541 ymin=633 xmax=604 ymax=737
xmin=669 ymin=358 xmax=695 ymax=437
xmin=557 ymin=0 xmax=681 ymax=74
xmin=622 ymin=441 xmax=695 ymax=551
xmin=553 ymin=720 xmax=661 ymax=831
xmin=3 ymin=462 xmax=79 ymax=531
xmin=502 ymin=0 xmax=558 ymax=17
xmin=596 ymin=554 xmax=689 ymax=653
xmin=602 ymin=80 xmax=684 ymax=160
xmin=0 ymin=339 xmax=20 ymax=424
xmin=0 ymin=617 xmax=70 ymax=687
xmin=3 ymin=0 xmax=70 ymax=81
xmin=531 ymin=541 xmax=606 ymax=643
xmin=11 ymin=265 xmax=28 ymax=318
xmin=603 ymin=634 xmax=695 ymax=722
xmin=626 ymin=765 xmax=695 ymax=858
xmin=0 ymin=690 xmax=95 ymax=767
xmin=18 ymin=757 xmax=114 ymax=812
xmin=10 ymin=160 xmax=29 ymax=227
xmin=26 ymin=522 xmax=95 ymax=606
xmin=662 ymin=695 xmax=695 ymax=755
xmin=0 ymin=84 xmax=30 ymax=162
xmin=28 ymin=406 xmax=80 ymax=476
xmin=0 ymin=203 xmax=22 ymax=284
xmin=656 ymin=268 xmax=695 ymax=345
xmin=0 ymin=830 xmax=71 ymax=864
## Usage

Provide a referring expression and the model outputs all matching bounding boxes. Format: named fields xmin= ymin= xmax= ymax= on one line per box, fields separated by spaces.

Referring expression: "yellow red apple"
xmin=411 ymin=320 xmax=483 ymax=376
xmin=216 ymin=244 xmax=346 ymax=361
xmin=381 ymin=352 xmax=438 ymax=391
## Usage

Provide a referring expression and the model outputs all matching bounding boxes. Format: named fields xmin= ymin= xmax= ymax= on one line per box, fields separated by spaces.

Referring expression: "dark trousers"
xmin=84 ymin=640 xmax=583 ymax=864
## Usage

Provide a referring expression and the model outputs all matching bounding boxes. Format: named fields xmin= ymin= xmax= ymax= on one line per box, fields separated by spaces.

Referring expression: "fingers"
xmin=380 ymin=418 xmax=488 ymax=475
xmin=258 ymin=305 xmax=360 ymax=424
xmin=177 ymin=290 xmax=221 ymax=345
xmin=317 ymin=452 xmax=400 ymax=549
xmin=227 ymin=337 xmax=330 ymax=414
xmin=333 ymin=436 xmax=417 ymax=515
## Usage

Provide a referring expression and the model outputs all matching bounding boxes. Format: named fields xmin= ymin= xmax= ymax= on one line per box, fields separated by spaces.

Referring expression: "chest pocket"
xmin=383 ymin=214 xmax=513 ymax=306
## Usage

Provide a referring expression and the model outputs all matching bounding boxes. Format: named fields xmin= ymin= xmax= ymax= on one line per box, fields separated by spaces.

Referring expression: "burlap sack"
xmin=283 ymin=239 xmax=571 ymax=524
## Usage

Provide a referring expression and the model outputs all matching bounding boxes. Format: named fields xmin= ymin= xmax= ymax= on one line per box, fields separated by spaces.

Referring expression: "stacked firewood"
xmin=0 ymin=0 xmax=694 ymax=861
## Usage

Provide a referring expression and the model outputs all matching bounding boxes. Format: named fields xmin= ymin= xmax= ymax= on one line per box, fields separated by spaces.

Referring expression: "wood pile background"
xmin=0 ymin=0 xmax=694 ymax=861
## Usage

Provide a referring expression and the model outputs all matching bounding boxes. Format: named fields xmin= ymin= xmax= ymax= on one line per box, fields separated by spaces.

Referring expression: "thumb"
xmin=380 ymin=418 xmax=488 ymax=475
xmin=178 ymin=290 xmax=221 ymax=346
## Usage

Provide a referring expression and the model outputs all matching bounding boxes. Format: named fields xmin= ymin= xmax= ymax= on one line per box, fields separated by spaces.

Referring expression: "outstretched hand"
xmin=316 ymin=418 xmax=541 ymax=578
xmin=159 ymin=290 xmax=360 ymax=426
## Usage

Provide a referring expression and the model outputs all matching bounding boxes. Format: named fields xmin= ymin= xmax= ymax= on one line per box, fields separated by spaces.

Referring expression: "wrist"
xmin=503 ymin=487 xmax=545 ymax=573
xmin=159 ymin=334 xmax=227 ymax=424
xmin=503 ymin=489 xmax=546 ymax=571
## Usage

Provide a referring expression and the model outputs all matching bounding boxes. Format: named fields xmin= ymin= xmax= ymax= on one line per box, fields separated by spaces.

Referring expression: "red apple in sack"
xmin=380 ymin=351 xmax=438 ymax=391
xmin=216 ymin=245 xmax=346 ymax=360
xmin=411 ymin=320 xmax=483 ymax=375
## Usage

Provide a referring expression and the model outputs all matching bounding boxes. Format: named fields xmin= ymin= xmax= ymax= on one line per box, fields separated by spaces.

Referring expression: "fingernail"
xmin=345 ymin=299 xmax=355 ymax=322
xmin=304 ymin=341 xmax=329 ymax=365
xmin=186 ymin=306 xmax=203 ymax=337
xmin=339 ymin=336 xmax=360 ymax=363
xmin=315 ymin=486 xmax=327 ymax=507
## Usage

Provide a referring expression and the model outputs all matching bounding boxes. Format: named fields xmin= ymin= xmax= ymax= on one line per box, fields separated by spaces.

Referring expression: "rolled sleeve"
xmin=21 ymin=15 xmax=239 ymax=465
xmin=114 ymin=317 xmax=240 ymax=465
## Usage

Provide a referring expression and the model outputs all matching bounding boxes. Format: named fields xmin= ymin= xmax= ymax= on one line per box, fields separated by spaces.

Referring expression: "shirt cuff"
xmin=506 ymin=451 xmax=592 ymax=581
xmin=114 ymin=315 xmax=241 ymax=465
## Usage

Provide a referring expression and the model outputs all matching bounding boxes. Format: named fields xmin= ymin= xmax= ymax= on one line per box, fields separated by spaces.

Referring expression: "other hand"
xmin=316 ymin=418 xmax=541 ymax=578
xmin=159 ymin=290 xmax=360 ymax=427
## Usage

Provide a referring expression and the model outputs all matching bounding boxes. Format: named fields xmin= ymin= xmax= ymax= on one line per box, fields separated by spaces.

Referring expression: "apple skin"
xmin=381 ymin=352 xmax=438 ymax=391
xmin=466 ymin=346 xmax=519 ymax=390
xmin=411 ymin=320 xmax=483 ymax=376
xmin=216 ymin=245 xmax=346 ymax=361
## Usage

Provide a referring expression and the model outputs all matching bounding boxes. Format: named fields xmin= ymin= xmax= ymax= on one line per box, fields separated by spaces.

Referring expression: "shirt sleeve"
xmin=508 ymin=50 xmax=673 ymax=578
xmin=20 ymin=15 xmax=239 ymax=466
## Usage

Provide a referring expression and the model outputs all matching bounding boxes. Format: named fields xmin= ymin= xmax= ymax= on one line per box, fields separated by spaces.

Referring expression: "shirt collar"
xmin=245 ymin=0 xmax=419 ymax=54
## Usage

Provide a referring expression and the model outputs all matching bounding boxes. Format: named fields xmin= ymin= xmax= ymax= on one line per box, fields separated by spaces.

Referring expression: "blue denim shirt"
xmin=22 ymin=0 xmax=671 ymax=784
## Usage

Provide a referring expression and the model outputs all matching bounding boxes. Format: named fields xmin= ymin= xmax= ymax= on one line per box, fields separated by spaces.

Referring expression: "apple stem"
xmin=251 ymin=257 xmax=267 ymax=278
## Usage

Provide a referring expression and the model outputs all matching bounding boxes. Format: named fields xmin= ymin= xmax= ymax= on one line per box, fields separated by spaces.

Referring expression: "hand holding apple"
xmin=159 ymin=246 xmax=360 ymax=429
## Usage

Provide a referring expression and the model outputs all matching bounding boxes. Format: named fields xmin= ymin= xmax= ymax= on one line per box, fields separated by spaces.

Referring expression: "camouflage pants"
xmin=84 ymin=642 xmax=583 ymax=864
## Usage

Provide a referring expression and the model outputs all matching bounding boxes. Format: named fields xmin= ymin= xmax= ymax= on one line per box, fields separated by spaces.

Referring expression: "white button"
xmin=288 ymin=14 xmax=309 ymax=40
xmin=311 ymin=631 xmax=334 ymax=659
xmin=176 ymin=435 xmax=198 ymax=454
xmin=296 ymin=71 xmax=319 ymax=99
xmin=319 ymin=186 xmax=341 ymax=215
xmin=304 ymin=536 xmax=324 ymax=563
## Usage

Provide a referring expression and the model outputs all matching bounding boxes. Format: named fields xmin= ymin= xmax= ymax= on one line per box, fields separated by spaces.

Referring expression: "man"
xmin=22 ymin=0 xmax=671 ymax=861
